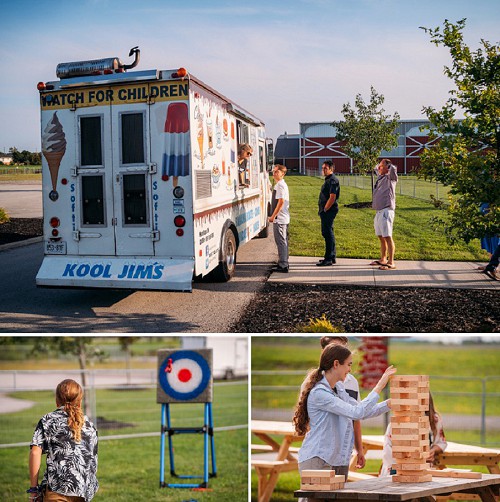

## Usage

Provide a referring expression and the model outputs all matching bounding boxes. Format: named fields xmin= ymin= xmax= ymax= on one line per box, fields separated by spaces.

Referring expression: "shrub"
xmin=297 ymin=314 xmax=343 ymax=333
xmin=0 ymin=208 xmax=10 ymax=224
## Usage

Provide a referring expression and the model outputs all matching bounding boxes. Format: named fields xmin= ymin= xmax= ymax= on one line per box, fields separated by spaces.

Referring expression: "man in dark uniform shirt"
xmin=317 ymin=161 xmax=340 ymax=266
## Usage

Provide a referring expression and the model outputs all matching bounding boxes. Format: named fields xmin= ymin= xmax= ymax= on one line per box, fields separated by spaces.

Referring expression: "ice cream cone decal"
xmin=162 ymin=102 xmax=190 ymax=185
xmin=42 ymin=112 xmax=66 ymax=200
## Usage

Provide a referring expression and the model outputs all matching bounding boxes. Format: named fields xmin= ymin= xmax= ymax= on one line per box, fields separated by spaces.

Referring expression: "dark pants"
xmin=320 ymin=208 xmax=338 ymax=261
xmin=486 ymin=243 xmax=500 ymax=270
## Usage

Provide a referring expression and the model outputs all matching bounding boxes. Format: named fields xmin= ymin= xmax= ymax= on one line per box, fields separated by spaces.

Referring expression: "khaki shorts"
xmin=44 ymin=490 xmax=85 ymax=502
xmin=374 ymin=208 xmax=395 ymax=237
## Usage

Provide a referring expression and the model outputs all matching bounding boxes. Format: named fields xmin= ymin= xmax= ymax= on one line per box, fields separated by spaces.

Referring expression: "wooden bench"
xmin=252 ymin=459 xmax=299 ymax=502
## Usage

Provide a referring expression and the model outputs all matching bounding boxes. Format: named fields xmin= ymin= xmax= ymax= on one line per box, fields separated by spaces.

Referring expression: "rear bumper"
xmin=36 ymin=256 xmax=194 ymax=291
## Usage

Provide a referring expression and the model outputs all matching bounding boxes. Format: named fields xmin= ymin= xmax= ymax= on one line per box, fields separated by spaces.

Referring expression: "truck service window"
xmin=122 ymin=173 xmax=148 ymax=225
xmin=80 ymin=116 xmax=103 ymax=166
xmin=81 ymin=175 xmax=105 ymax=226
xmin=121 ymin=113 xmax=145 ymax=164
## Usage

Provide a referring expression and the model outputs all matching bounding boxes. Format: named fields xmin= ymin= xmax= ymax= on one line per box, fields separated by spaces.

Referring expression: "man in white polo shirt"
xmin=371 ymin=159 xmax=398 ymax=270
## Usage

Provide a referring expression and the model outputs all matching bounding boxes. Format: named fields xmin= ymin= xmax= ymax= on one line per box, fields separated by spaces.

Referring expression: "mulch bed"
xmin=231 ymin=282 xmax=499 ymax=333
xmin=0 ymin=218 xmax=42 ymax=245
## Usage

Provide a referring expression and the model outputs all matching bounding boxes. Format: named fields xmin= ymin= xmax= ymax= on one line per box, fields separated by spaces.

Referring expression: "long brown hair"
xmin=56 ymin=379 xmax=85 ymax=443
xmin=428 ymin=393 xmax=440 ymax=439
xmin=292 ymin=344 xmax=351 ymax=436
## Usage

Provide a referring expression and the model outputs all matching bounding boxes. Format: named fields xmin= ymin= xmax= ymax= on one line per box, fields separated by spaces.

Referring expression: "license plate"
xmin=45 ymin=241 xmax=67 ymax=255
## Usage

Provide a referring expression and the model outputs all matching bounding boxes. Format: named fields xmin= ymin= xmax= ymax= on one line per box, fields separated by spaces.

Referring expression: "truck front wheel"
xmin=212 ymin=228 xmax=237 ymax=282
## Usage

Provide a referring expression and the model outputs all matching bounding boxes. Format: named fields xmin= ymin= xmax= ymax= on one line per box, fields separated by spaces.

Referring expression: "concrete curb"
xmin=0 ymin=236 xmax=43 ymax=252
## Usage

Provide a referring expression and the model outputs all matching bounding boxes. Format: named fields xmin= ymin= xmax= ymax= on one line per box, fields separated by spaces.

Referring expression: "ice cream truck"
xmin=36 ymin=48 xmax=272 ymax=291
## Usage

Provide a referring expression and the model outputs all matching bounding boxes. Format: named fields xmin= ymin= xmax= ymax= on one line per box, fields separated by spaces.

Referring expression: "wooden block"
xmin=427 ymin=469 xmax=482 ymax=479
xmin=301 ymin=476 xmax=312 ymax=484
xmin=392 ymin=427 xmax=427 ymax=436
xmin=392 ymin=375 xmax=429 ymax=383
xmin=394 ymin=462 xmax=430 ymax=470
xmin=393 ymin=451 xmax=426 ymax=460
xmin=301 ymin=483 xmax=332 ymax=490
xmin=391 ymin=413 xmax=429 ymax=428
xmin=393 ymin=473 xmax=433 ymax=483
xmin=391 ymin=404 xmax=429 ymax=412
xmin=391 ymin=390 xmax=429 ymax=398
xmin=301 ymin=469 xmax=336 ymax=478
xmin=393 ymin=445 xmax=425 ymax=453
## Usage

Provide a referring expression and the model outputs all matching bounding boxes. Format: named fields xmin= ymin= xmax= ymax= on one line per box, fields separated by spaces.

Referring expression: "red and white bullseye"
xmin=167 ymin=358 xmax=203 ymax=395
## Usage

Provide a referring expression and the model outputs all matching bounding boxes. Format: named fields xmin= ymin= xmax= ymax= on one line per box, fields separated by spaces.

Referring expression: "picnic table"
xmin=294 ymin=473 xmax=500 ymax=501
xmin=351 ymin=435 xmax=500 ymax=474
xmin=251 ymin=420 xmax=303 ymax=502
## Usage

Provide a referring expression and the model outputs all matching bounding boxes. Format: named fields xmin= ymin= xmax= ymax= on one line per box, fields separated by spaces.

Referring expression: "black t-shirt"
xmin=318 ymin=174 xmax=340 ymax=212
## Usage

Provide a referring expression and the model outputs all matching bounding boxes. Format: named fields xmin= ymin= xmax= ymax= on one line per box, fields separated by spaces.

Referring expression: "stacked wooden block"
xmin=300 ymin=470 xmax=345 ymax=491
xmin=390 ymin=375 xmax=432 ymax=483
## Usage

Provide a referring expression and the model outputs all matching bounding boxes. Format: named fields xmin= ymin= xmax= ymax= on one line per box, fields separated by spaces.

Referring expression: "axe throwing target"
xmin=157 ymin=349 xmax=213 ymax=403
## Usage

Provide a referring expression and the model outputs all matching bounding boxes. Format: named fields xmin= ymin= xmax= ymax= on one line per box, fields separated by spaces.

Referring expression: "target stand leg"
xmin=159 ymin=402 xmax=217 ymax=489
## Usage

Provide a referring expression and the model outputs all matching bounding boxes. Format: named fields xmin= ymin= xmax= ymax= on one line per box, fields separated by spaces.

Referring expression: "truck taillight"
xmin=52 ymin=229 xmax=59 ymax=237
xmin=49 ymin=217 xmax=60 ymax=228
xmin=176 ymin=229 xmax=184 ymax=237
xmin=174 ymin=216 xmax=185 ymax=227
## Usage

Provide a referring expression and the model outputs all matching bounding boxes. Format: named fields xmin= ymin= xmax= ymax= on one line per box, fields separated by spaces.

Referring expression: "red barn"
xmin=289 ymin=120 xmax=437 ymax=175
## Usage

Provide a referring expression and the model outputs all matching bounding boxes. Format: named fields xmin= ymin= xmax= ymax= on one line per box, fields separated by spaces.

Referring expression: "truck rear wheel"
xmin=212 ymin=228 xmax=237 ymax=282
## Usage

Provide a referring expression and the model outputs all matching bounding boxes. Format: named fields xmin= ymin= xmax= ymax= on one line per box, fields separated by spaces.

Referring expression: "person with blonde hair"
xmin=28 ymin=379 xmax=98 ymax=501
xmin=237 ymin=143 xmax=253 ymax=187
xmin=293 ymin=344 xmax=396 ymax=480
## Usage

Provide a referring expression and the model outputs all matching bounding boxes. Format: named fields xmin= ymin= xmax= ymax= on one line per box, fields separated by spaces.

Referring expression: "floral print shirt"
xmin=31 ymin=408 xmax=98 ymax=501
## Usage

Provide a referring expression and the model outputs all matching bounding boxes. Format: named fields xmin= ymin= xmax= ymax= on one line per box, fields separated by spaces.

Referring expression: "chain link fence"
xmin=252 ymin=371 xmax=500 ymax=447
xmin=0 ymin=369 xmax=248 ymax=448
xmin=301 ymin=173 xmax=448 ymax=203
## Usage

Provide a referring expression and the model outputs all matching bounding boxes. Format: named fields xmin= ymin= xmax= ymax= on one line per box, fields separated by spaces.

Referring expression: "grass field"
xmin=251 ymin=339 xmax=500 ymax=501
xmin=252 ymin=339 xmax=500 ymax=416
xmin=0 ymin=382 xmax=248 ymax=502
xmin=286 ymin=176 xmax=487 ymax=261
xmin=0 ymin=165 xmax=41 ymax=182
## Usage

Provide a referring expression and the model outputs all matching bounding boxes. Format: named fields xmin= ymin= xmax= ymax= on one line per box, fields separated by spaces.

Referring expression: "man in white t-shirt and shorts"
xmin=268 ymin=164 xmax=290 ymax=273
xmin=370 ymin=159 xmax=398 ymax=270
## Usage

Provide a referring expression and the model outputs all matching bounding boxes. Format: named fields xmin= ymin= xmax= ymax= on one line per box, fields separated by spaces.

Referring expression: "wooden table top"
xmin=251 ymin=420 xmax=303 ymax=438
xmin=295 ymin=473 xmax=500 ymax=500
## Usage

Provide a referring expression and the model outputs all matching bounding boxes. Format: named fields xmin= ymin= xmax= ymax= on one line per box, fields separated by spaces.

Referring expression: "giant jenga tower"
xmin=390 ymin=375 xmax=432 ymax=483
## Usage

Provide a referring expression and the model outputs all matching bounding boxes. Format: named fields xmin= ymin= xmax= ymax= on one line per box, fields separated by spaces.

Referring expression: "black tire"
xmin=212 ymin=228 xmax=237 ymax=282
xmin=257 ymin=222 xmax=269 ymax=238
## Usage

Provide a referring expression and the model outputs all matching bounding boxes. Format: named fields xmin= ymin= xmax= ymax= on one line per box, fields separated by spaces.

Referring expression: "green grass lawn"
xmin=0 ymin=383 xmax=248 ymax=502
xmin=286 ymin=176 xmax=487 ymax=261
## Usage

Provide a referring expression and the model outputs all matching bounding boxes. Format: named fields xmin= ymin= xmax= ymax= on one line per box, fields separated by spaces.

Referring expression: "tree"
xmin=118 ymin=337 xmax=141 ymax=384
xmin=332 ymin=87 xmax=400 ymax=190
xmin=32 ymin=338 xmax=107 ymax=417
xmin=419 ymin=18 xmax=500 ymax=243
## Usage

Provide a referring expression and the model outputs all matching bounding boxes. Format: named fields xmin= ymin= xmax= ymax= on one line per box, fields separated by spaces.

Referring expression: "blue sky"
xmin=1 ymin=0 xmax=499 ymax=151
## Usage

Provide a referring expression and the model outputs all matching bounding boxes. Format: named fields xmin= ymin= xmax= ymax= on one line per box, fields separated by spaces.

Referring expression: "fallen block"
xmin=427 ymin=469 xmax=482 ymax=479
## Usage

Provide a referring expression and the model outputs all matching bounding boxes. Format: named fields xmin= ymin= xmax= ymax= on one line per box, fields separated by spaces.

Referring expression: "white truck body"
xmin=36 ymin=60 xmax=271 ymax=291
